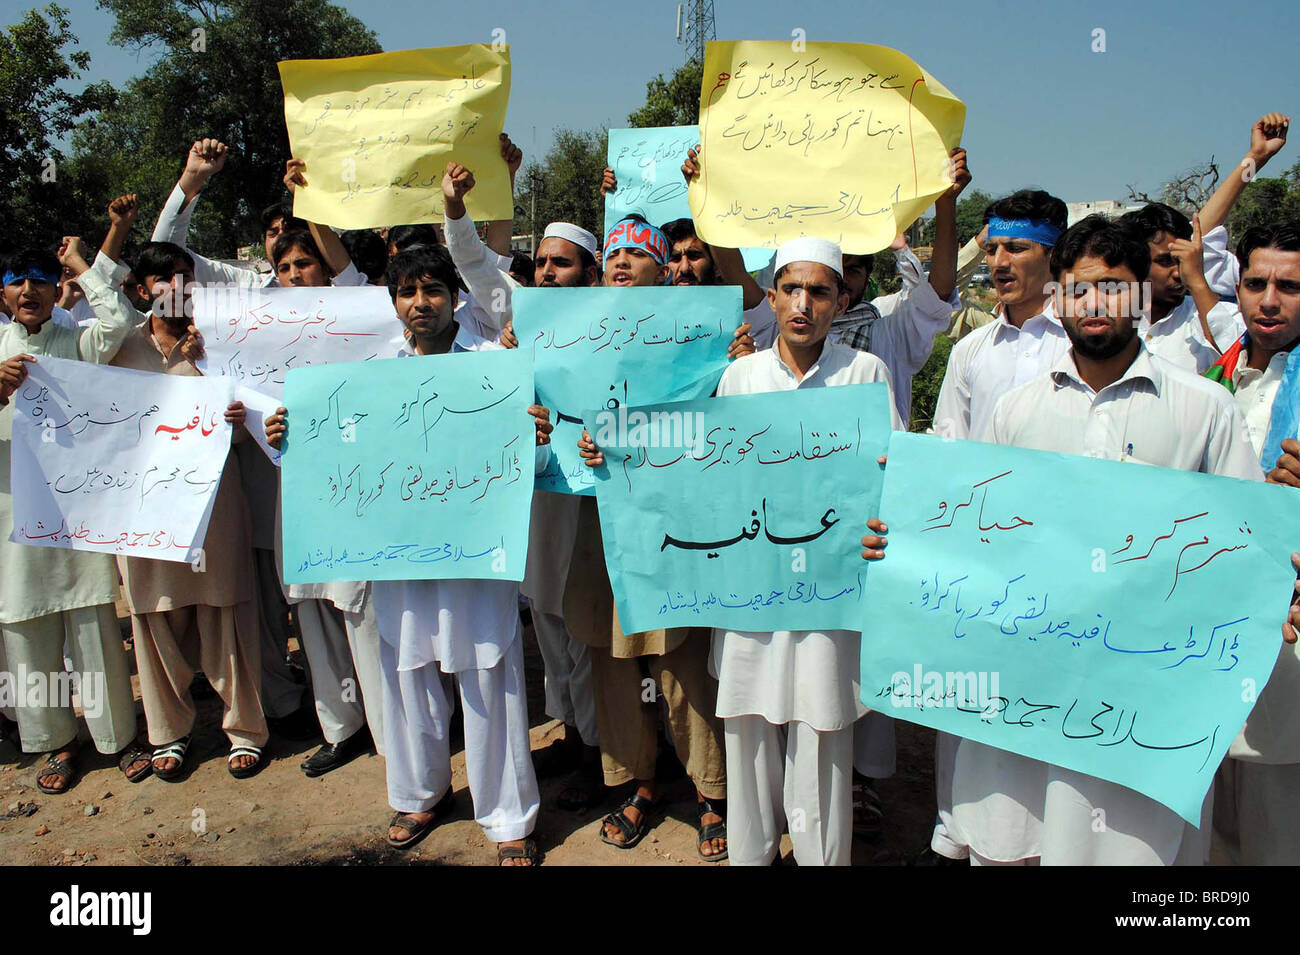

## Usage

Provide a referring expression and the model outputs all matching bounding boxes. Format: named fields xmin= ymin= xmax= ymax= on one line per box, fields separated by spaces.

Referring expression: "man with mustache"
xmin=99 ymin=239 xmax=268 ymax=781
xmin=1205 ymin=221 xmax=1300 ymax=864
xmin=0 ymin=204 xmax=148 ymax=793
xmin=956 ymin=216 xmax=1259 ymax=864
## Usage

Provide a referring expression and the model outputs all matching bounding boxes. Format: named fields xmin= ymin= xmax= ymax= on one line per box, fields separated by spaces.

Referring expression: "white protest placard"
xmin=9 ymin=357 xmax=235 ymax=563
xmin=192 ymin=285 xmax=403 ymax=400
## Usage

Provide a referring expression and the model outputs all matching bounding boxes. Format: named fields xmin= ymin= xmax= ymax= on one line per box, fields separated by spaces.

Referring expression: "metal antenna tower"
xmin=676 ymin=1 xmax=716 ymax=65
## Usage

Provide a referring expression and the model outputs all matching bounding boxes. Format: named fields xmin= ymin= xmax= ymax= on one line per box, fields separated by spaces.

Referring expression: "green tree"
xmin=513 ymin=127 xmax=609 ymax=245
xmin=627 ymin=61 xmax=703 ymax=128
xmin=0 ymin=3 xmax=116 ymax=256
xmin=1226 ymin=177 xmax=1292 ymax=239
xmin=68 ymin=0 xmax=380 ymax=258
xmin=920 ymin=188 xmax=991 ymax=247
xmin=909 ymin=331 xmax=953 ymax=433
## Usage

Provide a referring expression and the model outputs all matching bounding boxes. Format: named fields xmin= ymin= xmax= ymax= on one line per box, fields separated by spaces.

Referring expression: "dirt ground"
xmin=0 ymin=610 xmax=937 ymax=867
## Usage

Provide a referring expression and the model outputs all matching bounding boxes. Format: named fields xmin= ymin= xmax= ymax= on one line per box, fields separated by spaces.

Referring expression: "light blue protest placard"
xmin=588 ymin=383 xmax=892 ymax=632
xmin=861 ymin=432 xmax=1300 ymax=824
xmin=513 ymin=285 xmax=740 ymax=495
xmin=605 ymin=125 xmax=773 ymax=272
xmin=281 ymin=350 xmax=535 ymax=583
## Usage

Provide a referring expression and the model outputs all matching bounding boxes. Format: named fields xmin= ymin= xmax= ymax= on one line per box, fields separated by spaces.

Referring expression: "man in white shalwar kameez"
xmin=1208 ymin=220 xmax=1300 ymax=865
xmin=708 ymin=237 xmax=904 ymax=866
xmin=958 ymin=216 xmax=1262 ymax=864
xmin=0 ymin=234 xmax=140 ymax=791
xmin=268 ymin=235 xmax=548 ymax=864
xmin=443 ymin=155 xmax=604 ymax=804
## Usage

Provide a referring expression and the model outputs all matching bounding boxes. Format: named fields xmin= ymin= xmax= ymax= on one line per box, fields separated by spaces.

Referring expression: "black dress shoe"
xmin=301 ymin=727 xmax=373 ymax=777
xmin=268 ymin=704 xmax=323 ymax=742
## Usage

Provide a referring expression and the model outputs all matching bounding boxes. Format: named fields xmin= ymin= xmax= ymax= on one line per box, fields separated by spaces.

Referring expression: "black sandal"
xmin=151 ymin=735 xmax=191 ymax=782
xmin=118 ymin=743 xmax=154 ymax=783
xmin=696 ymin=796 xmax=728 ymax=862
xmin=36 ymin=750 xmax=78 ymax=795
xmin=599 ymin=793 xmax=656 ymax=850
xmin=497 ymin=837 xmax=543 ymax=866
xmin=387 ymin=790 xmax=455 ymax=850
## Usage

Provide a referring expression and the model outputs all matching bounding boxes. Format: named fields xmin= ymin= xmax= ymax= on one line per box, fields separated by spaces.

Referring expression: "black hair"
xmin=3 ymin=248 xmax=61 ymax=283
xmin=1050 ymin=215 xmax=1151 ymax=281
xmin=660 ymin=217 xmax=698 ymax=246
xmin=509 ymin=251 xmax=534 ymax=280
xmin=134 ymin=241 xmax=196 ymax=282
xmin=772 ymin=263 xmax=847 ymax=294
xmin=388 ymin=224 xmax=442 ymax=253
xmin=1235 ymin=221 xmax=1300 ymax=273
xmin=386 ymin=246 xmax=462 ymax=302
xmin=841 ymin=252 xmax=877 ymax=276
xmin=983 ymin=189 xmax=1069 ymax=232
xmin=260 ymin=202 xmax=303 ymax=234
xmin=1118 ymin=202 xmax=1192 ymax=243
xmin=340 ymin=229 xmax=388 ymax=284
xmin=271 ymin=228 xmax=324 ymax=268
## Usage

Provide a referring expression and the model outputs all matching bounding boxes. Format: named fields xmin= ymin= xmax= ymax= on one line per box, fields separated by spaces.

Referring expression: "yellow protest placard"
xmin=278 ymin=45 xmax=512 ymax=229
xmin=688 ymin=41 xmax=965 ymax=254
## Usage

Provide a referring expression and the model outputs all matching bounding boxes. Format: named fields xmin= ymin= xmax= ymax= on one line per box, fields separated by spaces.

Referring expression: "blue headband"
xmin=604 ymin=218 xmax=670 ymax=265
xmin=987 ymin=216 xmax=1063 ymax=247
xmin=3 ymin=266 xmax=60 ymax=286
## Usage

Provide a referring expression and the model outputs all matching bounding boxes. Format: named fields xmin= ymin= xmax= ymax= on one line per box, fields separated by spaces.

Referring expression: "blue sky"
xmin=39 ymin=0 xmax=1300 ymax=203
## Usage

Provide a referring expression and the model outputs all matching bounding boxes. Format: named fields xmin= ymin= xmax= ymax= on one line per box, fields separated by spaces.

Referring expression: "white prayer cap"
xmin=773 ymin=237 xmax=843 ymax=277
xmin=542 ymin=222 xmax=598 ymax=258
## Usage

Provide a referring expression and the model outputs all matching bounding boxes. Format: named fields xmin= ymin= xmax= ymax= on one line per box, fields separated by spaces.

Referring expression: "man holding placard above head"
xmin=571 ymin=215 xmax=748 ymax=861
xmin=948 ymin=216 xmax=1259 ymax=864
xmin=266 ymin=243 xmax=552 ymax=866
xmin=704 ymin=235 xmax=901 ymax=865
xmin=682 ymin=145 xmax=971 ymax=428
xmin=441 ymin=159 xmax=606 ymax=810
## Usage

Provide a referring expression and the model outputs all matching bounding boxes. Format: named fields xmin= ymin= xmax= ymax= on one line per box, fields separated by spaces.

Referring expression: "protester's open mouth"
xmin=994 ymin=273 xmax=1016 ymax=289
xmin=1079 ymin=318 xmax=1112 ymax=333
xmin=675 ymin=276 xmax=697 ymax=285
xmin=1255 ymin=317 xmax=1286 ymax=332
xmin=789 ymin=316 xmax=812 ymax=331
xmin=610 ymin=272 xmax=634 ymax=285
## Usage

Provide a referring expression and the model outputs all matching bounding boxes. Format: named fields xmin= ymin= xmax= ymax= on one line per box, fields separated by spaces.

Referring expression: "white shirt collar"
xmin=991 ymin=295 xmax=1061 ymax=342
xmin=1048 ymin=339 xmax=1164 ymax=397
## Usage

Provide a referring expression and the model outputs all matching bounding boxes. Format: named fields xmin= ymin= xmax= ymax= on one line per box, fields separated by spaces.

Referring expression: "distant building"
xmin=1066 ymin=199 xmax=1143 ymax=226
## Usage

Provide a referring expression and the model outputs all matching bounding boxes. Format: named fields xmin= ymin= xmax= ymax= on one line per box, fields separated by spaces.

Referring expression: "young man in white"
xmin=1205 ymin=221 xmax=1300 ymax=864
xmin=680 ymin=146 xmax=969 ymax=428
xmin=704 ymin=237 xmax=903 ymax=865
xmin=947 ymin=216 xmax=1260 ymax=864
xmin=442 ymin=157 xmax=605 ymax=806
xmin=267 ymin=244 xmax=551 ymax=865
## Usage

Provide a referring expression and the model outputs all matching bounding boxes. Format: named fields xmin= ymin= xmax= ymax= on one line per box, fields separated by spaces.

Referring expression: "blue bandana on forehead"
xmin=3 ymin=266 xmax=60 ymax=286
xmin=987 ymin=216 xmax=1063 ymax=247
